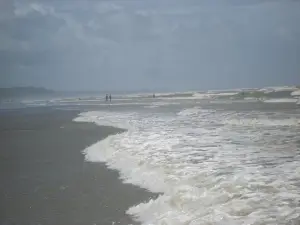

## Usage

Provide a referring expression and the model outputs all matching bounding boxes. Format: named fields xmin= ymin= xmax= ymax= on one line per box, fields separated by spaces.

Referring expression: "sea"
xmin=2 ymin=87 xmax=300 ymax=225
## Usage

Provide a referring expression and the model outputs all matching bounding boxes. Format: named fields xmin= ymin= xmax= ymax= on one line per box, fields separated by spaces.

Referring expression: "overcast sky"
xmin=1 ymin=0 xmax=300 ymax=91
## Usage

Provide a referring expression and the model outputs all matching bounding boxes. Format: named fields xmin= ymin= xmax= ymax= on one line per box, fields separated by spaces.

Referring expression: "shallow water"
xmin=71 ymin=96 xmax=300 ymax=225
xmin=8 ymin=89 xmax=299 ymax=224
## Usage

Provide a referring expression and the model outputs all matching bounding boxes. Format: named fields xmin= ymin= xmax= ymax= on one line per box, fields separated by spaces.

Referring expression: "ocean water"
xmin=8 ymin=88 xmax=300 ymax=224
xmin=71 ymin=92 xmax=300 ymax=225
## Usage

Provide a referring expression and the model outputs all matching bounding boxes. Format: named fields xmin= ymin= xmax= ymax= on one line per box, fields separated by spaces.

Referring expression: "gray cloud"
xmin=1 ymin=0 xmax=300 ymax=91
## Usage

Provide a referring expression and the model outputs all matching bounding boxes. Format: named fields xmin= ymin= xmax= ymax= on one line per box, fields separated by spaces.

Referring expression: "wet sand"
xmin=0 ymin=108 xmax=155 ymax=225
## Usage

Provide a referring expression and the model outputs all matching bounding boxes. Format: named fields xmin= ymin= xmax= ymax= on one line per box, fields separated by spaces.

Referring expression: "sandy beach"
xmin=0 ymin=108 xmax=156 ymax=225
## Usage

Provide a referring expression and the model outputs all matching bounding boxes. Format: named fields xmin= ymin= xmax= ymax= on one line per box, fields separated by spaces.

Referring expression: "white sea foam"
xmin=263 ymin=98 xmax=298 ymax=103
xmin=224 ymin=117 xmax=300 ymax=126
xmin=259 ymin=86 xmax=298 ymax=93
xmin=192 ymin=93 xmax=214 ymax=99
xmin=244 ymin=97 xmax=258 ymax=101
xmin=75 ymin=106 xmax=300 ymax=225
xmin=192 ymin=92 xmax=239 ymax=99
xmin=291 ymin=90 xmax=300 ymax=96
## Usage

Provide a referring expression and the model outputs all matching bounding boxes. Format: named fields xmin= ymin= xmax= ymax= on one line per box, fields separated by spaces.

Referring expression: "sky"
xmin=0 ymin=0 xmax=300 ymax=92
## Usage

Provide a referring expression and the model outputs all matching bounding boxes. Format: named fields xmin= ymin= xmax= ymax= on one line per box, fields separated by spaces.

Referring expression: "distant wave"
xmin=190 ymin=86 xmax=300 ymax=104
xmin=263 ymin=98 xmax=298 ymax=103
xmin=154 ymin=92 xmax=194 ymax=98
xmin=291 ymin=90 xmax=300 ymax=96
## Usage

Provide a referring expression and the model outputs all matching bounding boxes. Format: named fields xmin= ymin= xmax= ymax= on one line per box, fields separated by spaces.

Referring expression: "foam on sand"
xmin=74 ymin=107 xmax=300 ymax=225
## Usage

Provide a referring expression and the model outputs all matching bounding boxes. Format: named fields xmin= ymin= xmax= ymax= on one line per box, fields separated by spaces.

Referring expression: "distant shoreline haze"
xmin=0 ymin=87 xmax=54 ymax=99
xmin=1 ymin=84 xmax=299 ymax=100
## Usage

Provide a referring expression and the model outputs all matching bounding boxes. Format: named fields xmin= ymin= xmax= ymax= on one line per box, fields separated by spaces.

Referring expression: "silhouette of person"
xmin=105 ymin=94 xmax=108 ymax=102
xmin=109 ymin=94 xmax=112 ymax=102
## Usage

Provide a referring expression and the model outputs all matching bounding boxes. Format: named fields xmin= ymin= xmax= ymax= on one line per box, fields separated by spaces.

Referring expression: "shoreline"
xmin=0 ymin=107 xmax=157 ymax=225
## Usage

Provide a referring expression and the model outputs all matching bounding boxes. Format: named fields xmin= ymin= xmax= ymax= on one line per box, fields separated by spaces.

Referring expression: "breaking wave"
xmin=74 ymin=105 xmax=300 ymax=225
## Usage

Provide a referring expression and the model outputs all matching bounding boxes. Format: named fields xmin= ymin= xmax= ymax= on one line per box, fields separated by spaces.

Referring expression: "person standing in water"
xmin=109 ymin=94 xmax=112 ymax=102
xmin=105 ymin=94 xmax=108 ymax=102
